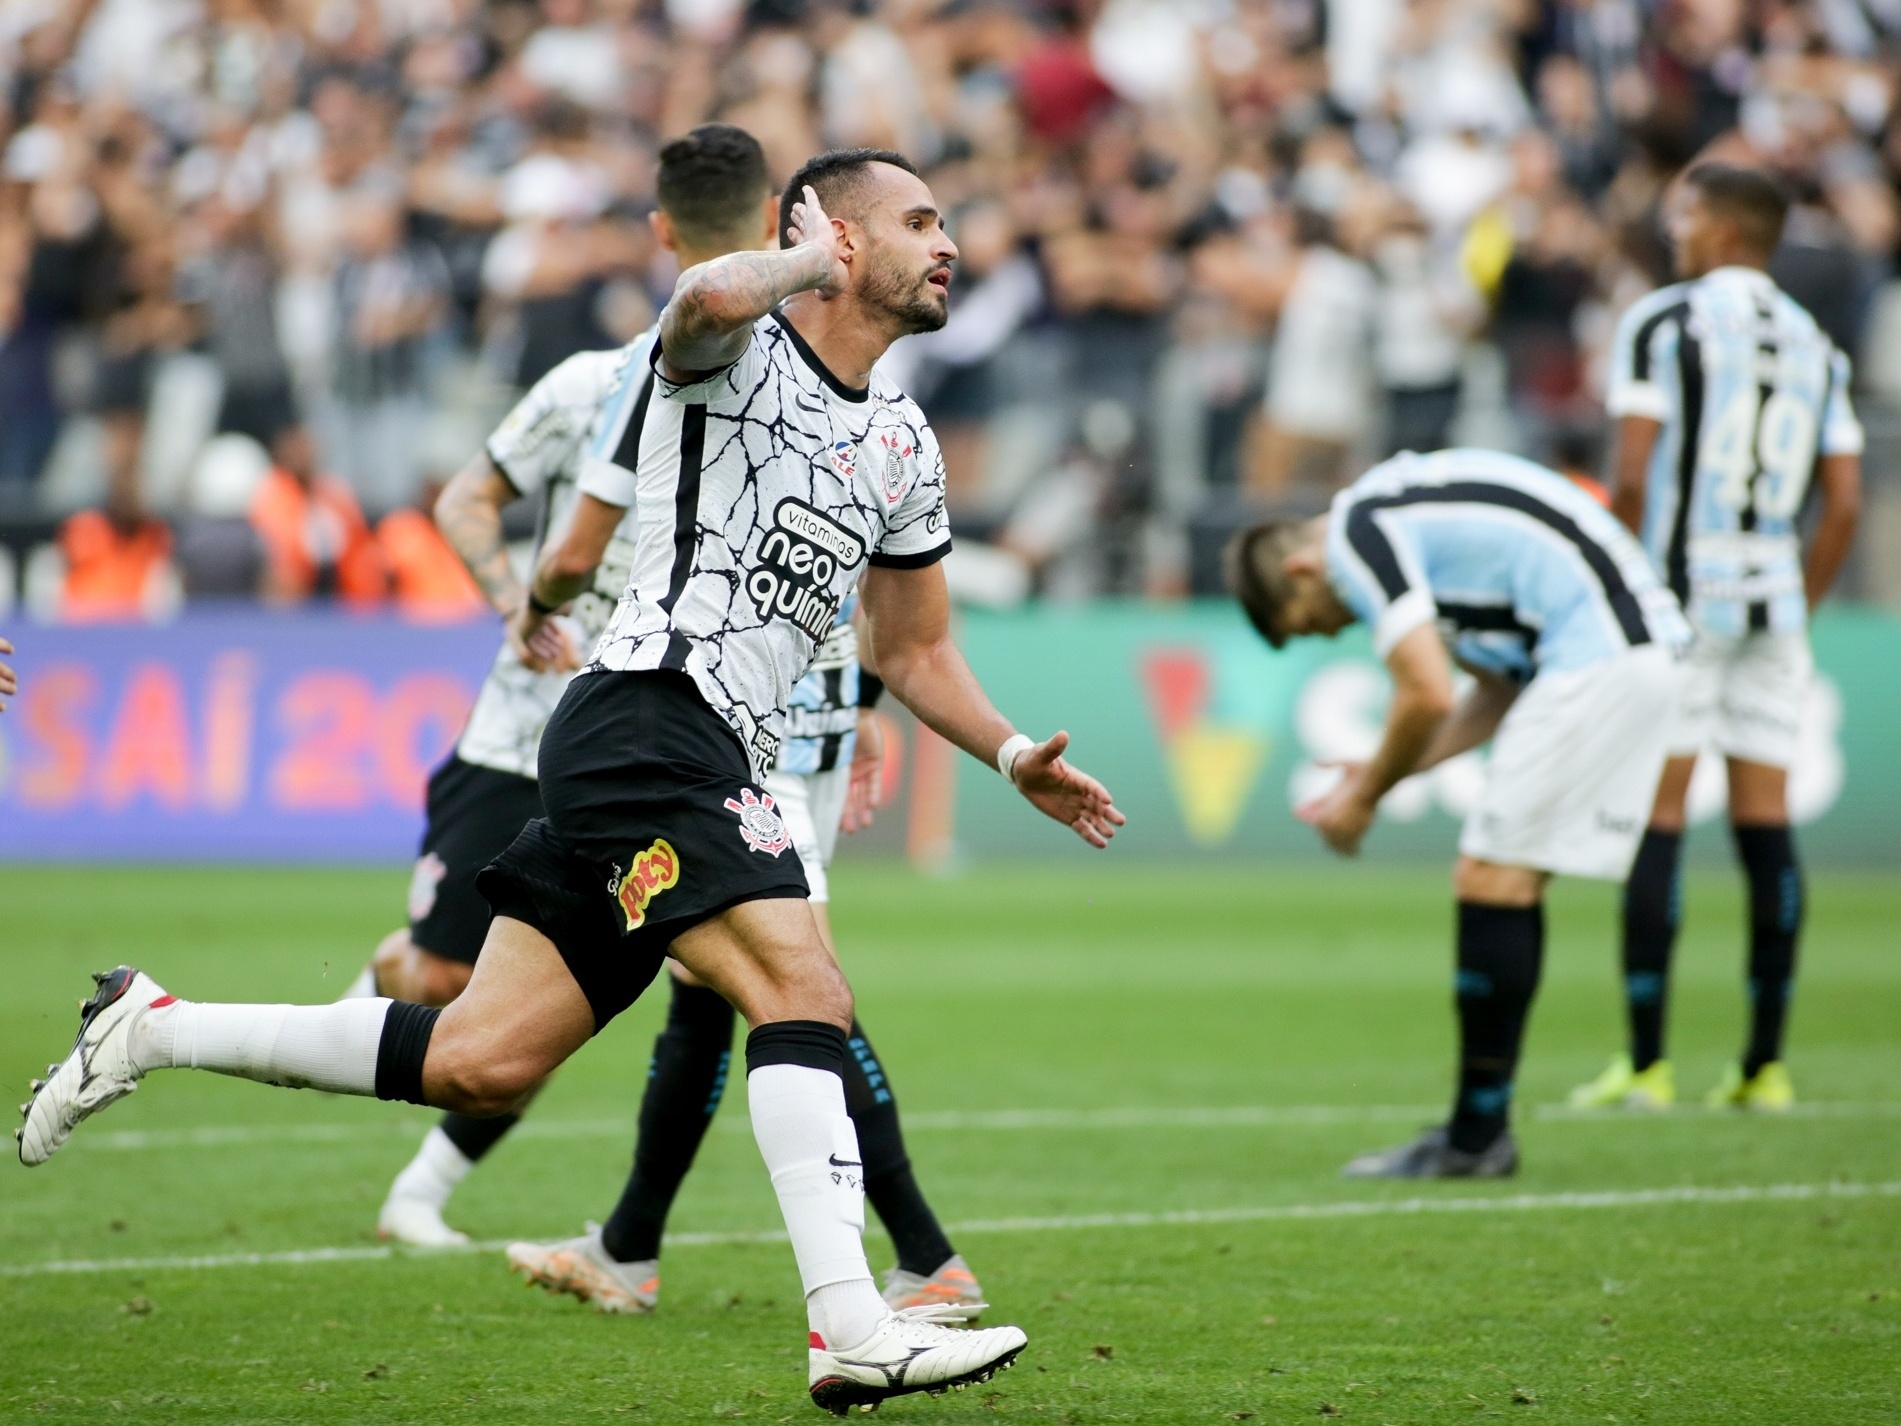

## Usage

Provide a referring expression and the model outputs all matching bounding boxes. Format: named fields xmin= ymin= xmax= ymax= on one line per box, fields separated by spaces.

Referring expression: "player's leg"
xmin=670 ymin=899 xmax=1025 ymax=1411
xmin=368 ymin=758 xmax=548 ymax=1244
xmin=1346 ymin=645 xmax=1685 ymax=1177
xmin=507 ymin=961 xmax=734 ymax=1313
xmin=1571 ymin=754 xmax=1692 ymax=1109
xmin=1713 ymin=756 xmax=1801 ymax=1108
xmin=17 ymin=913 xmax=588 ymax=1165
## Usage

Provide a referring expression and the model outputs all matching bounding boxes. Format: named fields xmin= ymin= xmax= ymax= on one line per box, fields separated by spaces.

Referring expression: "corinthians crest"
xmin=724 ymin=786 xmax=791 ymax=857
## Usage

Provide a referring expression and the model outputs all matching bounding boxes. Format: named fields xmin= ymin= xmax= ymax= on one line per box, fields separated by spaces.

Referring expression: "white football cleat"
xmin=18 ymin=966 xmax=169 ymax=1166
xmin=506 ymin=1227 xmax=659 ymax=1314
xmin=808 ymin=1304 xmax=1026 ymax=1416
xmin=377 ymin=1192 xmax=471 ymax=1248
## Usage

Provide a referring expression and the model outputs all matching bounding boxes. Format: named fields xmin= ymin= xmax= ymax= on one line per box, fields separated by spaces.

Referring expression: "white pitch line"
xmin=4 ymin=1180 xmax=1895 ymax=1280
xmin=71 ymin=1099 xmax=1901 ymax=1152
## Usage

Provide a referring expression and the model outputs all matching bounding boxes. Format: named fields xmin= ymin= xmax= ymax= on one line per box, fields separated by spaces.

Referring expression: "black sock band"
xmin=745 ymin=1019 xmax=848 ymax=1076
xmin=844 ymin=1020 xmax=954 ymax=1275
xmin=374 ymin=1001 xmax=441 ymax=1105
xmin=601 ymin=977 xmax=735 ymax=1264
xmin=1734 ymin=823 xmax=1801 ymax=1077
xmin=440 ymin=1110 xmax=520 ymax=1162
xmin=1448 ymin=901 xmax=1544 ymax=1153
xmin=1622 ymin=827 xmax=1683 ymax=1071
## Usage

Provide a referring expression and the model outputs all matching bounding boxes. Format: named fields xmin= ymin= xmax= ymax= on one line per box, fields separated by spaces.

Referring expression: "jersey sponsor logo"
xmin=407 ymin=852 xmax=447 ymax=923
xmin=724 ymin=786 xmax=791 ymax=856
xmin=748 ymin=499 xmax=865 ymax=641
xmin=829 ymin=440 xmax=857 ymax=479
xmin=875 ymin=432 xmax=915 ymax=507
xmin=611 ymin=838 xmax=681 ymax=931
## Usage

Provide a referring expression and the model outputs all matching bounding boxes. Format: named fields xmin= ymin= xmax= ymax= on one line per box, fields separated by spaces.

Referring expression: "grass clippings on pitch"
xmin=1 ymin=862 xmax=1897 ymax=1424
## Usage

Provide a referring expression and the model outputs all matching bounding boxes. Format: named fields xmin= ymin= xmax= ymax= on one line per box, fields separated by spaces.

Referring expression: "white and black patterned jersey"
xmin=1606 ymin=266 xmax=1862 ymax=638
xmin=453 ymin=331 xmax=657 ymax=779
xmin=589 ymin=312 xmax=950 ymax=777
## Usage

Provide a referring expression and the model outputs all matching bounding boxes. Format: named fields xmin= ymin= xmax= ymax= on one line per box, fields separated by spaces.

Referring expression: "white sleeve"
xmin=868 ymin=419 xmax=951 ymax=568
xmin=1604 ymin=293 xmax=1675 ymax=422
xmin=1820 ymin=347 xmax=1865 ymax=457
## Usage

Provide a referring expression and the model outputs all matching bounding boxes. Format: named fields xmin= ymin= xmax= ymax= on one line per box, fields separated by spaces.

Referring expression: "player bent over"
xmin=1569 ymin=164 xmax=1862 ymax=1114
xmin=349 ymin=131 xmax=978 ymax=1305
xmin=1233 ymin=448 xmax=1689 ymax=1177
xmin=19 ymin=153 xmax=1123 ymax=1414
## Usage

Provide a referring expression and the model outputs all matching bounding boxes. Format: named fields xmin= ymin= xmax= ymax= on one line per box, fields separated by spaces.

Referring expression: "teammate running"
xmin=19 ymin=147 xmax=1122 ymax=1415
xmin=1570 ymin=164 xmax=1862 ymax=1113
xmin=1232 ymin=448 xmax=1689 ymax=1177
xmin=355 ymin=131 xmax=975 ymax=1311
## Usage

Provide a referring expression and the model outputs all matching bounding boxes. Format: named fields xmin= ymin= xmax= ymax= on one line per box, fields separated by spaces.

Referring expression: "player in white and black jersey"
xmin=21 ymin=147 xmax=1122 ymax=1416
xmin=1571 ymin=165 xmax=1862 ymax=1114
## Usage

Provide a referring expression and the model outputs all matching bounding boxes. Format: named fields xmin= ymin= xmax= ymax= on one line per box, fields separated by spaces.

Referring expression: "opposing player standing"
xmin=1233 ymin=448 xmax=1689 ymax=1176
xmin=1570 ymin=164 xmax=1862 ymax=1113
xmin=19 ymin=148 xmax=1122 ymax=1414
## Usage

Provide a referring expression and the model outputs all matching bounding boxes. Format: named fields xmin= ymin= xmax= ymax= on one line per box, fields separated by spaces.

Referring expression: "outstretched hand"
xmin=784 ymin=184 xmax=849 ymax=297
xmin=0 ymin=636 xmax=14 ymax=714
xmin=1010 ymin=731 xmax=1125 ymax=849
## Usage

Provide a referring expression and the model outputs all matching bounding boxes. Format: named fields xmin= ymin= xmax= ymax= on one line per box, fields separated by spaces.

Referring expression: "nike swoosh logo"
xmin=828 ymin=1154 xmax=863 ymax=1168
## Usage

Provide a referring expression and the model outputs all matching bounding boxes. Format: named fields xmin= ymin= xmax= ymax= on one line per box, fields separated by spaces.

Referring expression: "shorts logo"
xmin=407 ymin=852 xmax=447 ymax=923
xmin=829 ymin=440 xmax=857 ymax=479
xmin=747 ymin=498 xmax=865 ymax=641
xmin=724 ymin=786 xmax=790 ymax=857
xmin=613 ymin=838 xmax=681 ymax=931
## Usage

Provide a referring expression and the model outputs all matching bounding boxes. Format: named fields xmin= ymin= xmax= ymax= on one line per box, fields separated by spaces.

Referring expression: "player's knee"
xmin=423 ymin=1032 xmax=538 ymax=1116
xmin=1453 ymin=857 xmax=1544 ymax=906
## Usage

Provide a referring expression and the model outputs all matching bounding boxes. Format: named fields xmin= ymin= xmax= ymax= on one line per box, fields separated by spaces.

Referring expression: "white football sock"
xmin=747 ymin=1062 xmax=886 ymax=1349
xmin=387 ymin=1126 xmax=473 ymax=1209
xmin=133 ymin=998 xmax=388 ymax=1096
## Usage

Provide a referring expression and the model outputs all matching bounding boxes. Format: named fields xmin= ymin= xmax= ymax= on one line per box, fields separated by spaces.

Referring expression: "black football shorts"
xmin=408 ymin=755 xmax=545 ymax=965
xmin=476 ymin=670 xmax=811 ymax=1028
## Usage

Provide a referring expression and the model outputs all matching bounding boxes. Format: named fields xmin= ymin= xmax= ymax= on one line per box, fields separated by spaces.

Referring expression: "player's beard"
xmin=859 ymin=243 xmax=949 ymax=336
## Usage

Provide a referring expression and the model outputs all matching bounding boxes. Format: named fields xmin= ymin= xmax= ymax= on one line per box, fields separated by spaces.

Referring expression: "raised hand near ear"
xmin=784 ymin=185 xmax=849 ymax=297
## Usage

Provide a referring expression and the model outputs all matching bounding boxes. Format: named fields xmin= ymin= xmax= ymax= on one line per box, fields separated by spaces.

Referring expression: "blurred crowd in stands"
xmin=5 ymin=0 xmax=1901 ymax=621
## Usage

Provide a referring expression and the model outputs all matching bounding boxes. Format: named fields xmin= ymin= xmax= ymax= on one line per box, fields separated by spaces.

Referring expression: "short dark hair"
xmin=1683 ymin=162 xmax=1789 ymax=255
xmin=1227 ymin=519 xmax=1314 ymax=650
xmin=657 ymin=124 xmax=772 ymax=243
xmin=778 ymin=147 xmax=919 ymax=246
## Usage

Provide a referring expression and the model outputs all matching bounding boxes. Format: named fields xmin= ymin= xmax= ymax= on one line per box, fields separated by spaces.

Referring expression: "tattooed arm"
xmin=659 ymin=185 xmax=848 ymax=381
xmin=434 ymin=452 xmax=525 ymax=619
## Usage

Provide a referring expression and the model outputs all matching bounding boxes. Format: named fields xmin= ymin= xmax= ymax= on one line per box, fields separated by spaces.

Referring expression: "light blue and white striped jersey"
xmin=776 ymin=594 xmax=862 ymax=776
xmin=1326 ymin=449 xmax=1689 ymax=682
xmin=1606 ymin=265 xmax=1862 ymax=638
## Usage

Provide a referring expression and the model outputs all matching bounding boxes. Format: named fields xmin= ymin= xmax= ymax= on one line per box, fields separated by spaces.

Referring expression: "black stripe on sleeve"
xmin=609 ymin=369 xmax=657 ymax=472
xmin=1666 ymin=319 xmax=1704 ymax=604
xmin=1630 ymin=299 xmax=1689 ymax=384
xmin=1436 ymin=601 xmax=1540 ymax=653
xmin=1357 ymin=481 xmax=1653 ymax=647
xmin=1343 ymin=503 xmax=1411 ymax=600
xmin=867 ymin=538 xmax=952 ymax=570
xmin=659 ymin=403 xmax=708 ymax=671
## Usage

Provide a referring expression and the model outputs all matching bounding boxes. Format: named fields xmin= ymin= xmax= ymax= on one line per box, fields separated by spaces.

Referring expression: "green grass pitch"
xmin=1 ymin=861 xmax=1897 ymax=1424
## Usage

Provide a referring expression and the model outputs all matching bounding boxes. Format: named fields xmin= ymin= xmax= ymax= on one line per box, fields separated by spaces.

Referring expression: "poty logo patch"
xmin=724 ymin=786 xmax=791 ymax=857
xmin=407 ymin=852 xmax=447 ymax=922
xmin=613 ymin=838 xmax=681 ymax=931
xmin=829 ymin=440 xmax=857 ymax=479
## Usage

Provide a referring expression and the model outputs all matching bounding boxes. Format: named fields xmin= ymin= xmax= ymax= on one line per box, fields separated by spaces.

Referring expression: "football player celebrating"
xmin=1570 ymin=164 xmax=1862 ymax=1113
xmin=20 ymin=149 xmax=1121 ymax=1415
xmin=1233 ymin=448 xmax=1689 ymax=1177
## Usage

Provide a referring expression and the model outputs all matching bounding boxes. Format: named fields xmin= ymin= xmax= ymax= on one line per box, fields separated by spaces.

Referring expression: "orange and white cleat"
xmin=880 ymin=1254 xmax=985 ymax=1323
xmin=505 ymin=1227 xmax=659 ymax=1314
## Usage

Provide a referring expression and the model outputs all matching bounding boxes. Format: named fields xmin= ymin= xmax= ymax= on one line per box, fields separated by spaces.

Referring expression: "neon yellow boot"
xmin=1706 ymin=1061 xmax=1795 ymax=1111
xmin=1568 ymin=1054 xmax=1675 ymax=1110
